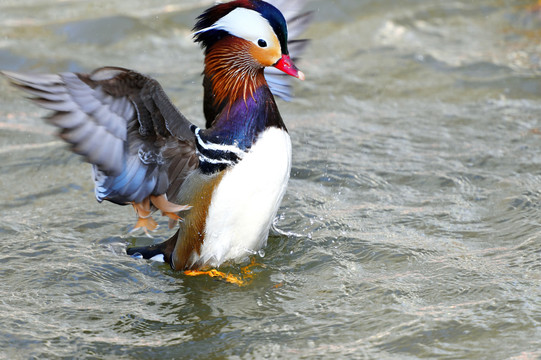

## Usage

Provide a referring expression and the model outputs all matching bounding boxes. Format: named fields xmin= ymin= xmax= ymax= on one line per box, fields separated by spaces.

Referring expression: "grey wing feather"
xmin=2 ymin=67 xmax=199 ymax=205
xmin=264 ymin=0 xmax=313 ymax=101
xmin=3 ymin=70 xmax=131 ymax=175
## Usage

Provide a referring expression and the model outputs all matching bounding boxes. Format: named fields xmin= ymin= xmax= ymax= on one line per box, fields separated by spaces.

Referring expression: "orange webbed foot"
xmin=163 ymin=211 xmax=181 ymax=229
xmin=184 ymin=258 xmax=261 ymax=286
xmin=184 ymin=269 xmax=248 ymax=286
xmin=130 ymin=216 xmax=159 ymax=237
xmin=130 ymin=199 xmax=158 ymax=236
xmin=150 ymin=194 xmax=191 ymax=213
xmin=130 ymin=195 xmax=191 ymax=234
xmin=150 ymin=194 xmax=191 ymax=229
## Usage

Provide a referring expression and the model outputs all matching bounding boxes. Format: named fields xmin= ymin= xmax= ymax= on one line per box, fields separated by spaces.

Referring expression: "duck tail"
xmin=127 ymin=230 xmax=178 ymax=264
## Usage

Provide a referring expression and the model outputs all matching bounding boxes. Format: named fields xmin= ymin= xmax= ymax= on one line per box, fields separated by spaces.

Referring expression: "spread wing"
xmin=2 ymin=67 xmax=199 ymax=205
xmin=265 ymin=0 xmax=313 ymax=100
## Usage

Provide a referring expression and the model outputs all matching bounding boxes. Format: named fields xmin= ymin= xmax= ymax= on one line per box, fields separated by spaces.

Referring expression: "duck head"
xmin=193 ymin=0 xmax=304 ymax=100
xmin=193 ymin=0 xmax=304 ymax=80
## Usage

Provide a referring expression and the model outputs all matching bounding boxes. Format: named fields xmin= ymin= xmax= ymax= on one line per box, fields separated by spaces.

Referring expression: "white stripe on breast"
xmin=197 ymin=152 xmax=236 ymax=166
xmin=194 ymin=127 xmax=246 ymax=158
xmin=196 ymin=127 xmax=292 ymax=267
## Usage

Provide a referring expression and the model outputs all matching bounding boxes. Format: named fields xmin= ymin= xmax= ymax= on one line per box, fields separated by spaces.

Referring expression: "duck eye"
xmin=257 ymin=39 xmax=267 ymax=48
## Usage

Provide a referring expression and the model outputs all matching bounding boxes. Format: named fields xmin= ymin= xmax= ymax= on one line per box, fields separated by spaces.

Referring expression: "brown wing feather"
xmin=163 ymin=139 xmax=199 ymax=202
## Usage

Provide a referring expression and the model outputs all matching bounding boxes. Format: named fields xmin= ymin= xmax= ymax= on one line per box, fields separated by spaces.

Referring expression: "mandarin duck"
xmin=3 ymin=0 xmax=311 ymax=271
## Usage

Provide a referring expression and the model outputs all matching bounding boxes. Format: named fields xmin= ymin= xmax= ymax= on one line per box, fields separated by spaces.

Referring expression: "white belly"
xmin=197 ymin=127 xmax=291 ymax=267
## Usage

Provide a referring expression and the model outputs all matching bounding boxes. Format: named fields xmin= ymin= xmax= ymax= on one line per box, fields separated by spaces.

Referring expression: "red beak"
xmin=274 ymin=54 xmax=305 ymax=80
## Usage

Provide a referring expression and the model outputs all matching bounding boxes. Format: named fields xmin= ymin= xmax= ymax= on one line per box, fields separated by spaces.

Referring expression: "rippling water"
xmin=1 ymin=0 xmax=541 ymax=359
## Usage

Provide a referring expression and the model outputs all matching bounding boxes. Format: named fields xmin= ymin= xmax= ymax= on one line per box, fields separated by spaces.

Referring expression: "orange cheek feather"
xmin=249 ymin=37 xmax=281 ymax=67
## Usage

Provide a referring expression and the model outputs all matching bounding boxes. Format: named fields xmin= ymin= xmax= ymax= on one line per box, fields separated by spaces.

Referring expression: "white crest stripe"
xmin=192 ymin=8 xmax=274 ymax=47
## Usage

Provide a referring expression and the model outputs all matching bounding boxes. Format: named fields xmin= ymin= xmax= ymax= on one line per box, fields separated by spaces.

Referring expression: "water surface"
xmin=1 ymin=0 xmax=541 ymax=359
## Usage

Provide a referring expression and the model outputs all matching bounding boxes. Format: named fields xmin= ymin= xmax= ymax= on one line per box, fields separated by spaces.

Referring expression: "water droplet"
xmin=258 ymin=249 xmax=265 ymax=258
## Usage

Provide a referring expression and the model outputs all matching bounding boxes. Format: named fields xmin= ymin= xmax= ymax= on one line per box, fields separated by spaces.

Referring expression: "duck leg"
xmin=149 ymin=194 xmax=192 ymax=229
xmin=130 ymin=195 xmax=191 ymax=235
